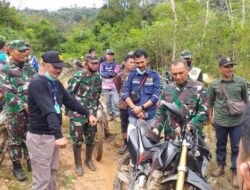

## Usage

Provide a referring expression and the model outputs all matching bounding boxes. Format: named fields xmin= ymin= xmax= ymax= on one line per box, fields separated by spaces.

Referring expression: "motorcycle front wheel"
xmin=113 ymin=152 xmax=131 ymax=190
xmin=162 ymin=180 xmax=202 ymax=190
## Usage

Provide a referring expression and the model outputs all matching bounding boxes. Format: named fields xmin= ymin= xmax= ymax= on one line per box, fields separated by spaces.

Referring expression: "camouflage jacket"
xmin=114 ymin=70 xmax=129 ymax=110
xmin=152 ymin=79 xmax=208 ymax=140
xmin=67 ymin=68 xmax=102 ymax=117
xmin=0 ymin=60 xmax=37 ymax=113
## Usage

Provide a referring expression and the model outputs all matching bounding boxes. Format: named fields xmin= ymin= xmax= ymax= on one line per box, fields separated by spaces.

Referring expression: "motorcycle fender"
xmin=164 ymin=143 xmax=180 ymax=167
xmin=161 ymin=169 xmax=212 ymax=190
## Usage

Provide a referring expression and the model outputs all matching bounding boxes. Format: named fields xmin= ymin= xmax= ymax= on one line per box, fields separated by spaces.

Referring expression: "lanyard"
xmin=48 ymin=80 xmax=58 ymax=104
xmin=48 ymin=80 xmax=61 ymax=114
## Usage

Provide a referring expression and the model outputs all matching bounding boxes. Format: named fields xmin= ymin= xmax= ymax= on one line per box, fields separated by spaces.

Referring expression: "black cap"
xmin=42 ymin=51 xmax=65 ymax=68
xmin=219 ymin=57 xmax=236 ymax=67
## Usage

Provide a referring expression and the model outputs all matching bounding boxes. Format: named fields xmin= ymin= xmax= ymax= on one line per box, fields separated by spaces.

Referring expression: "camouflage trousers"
xmin=69 ymin=116 xmax=97 ymax=146
xmin=7 ymin=110 xmax=29 ymax=162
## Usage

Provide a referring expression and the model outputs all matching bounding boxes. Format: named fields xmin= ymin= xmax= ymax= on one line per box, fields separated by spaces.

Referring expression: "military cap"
xmin=180 ymin=50 xmax=192 ymax=59
xmin=9 ymin=40 xmax=30 ymax=51
xmin=85 ymin=54 xmax=99 ymax=63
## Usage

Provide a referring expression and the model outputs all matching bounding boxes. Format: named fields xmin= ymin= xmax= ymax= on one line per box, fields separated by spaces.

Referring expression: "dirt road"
xmin=0 ymin=127 xmax=123 ymax=190
xmin=58 ymin=137 xmax=122 ymax=190
xmin=0 ymin=126 xmax=241 ymax=190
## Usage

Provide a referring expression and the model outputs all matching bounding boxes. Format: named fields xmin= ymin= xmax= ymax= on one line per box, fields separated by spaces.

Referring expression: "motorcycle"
xmin=113 ymin=100 xmax=212 ymax=190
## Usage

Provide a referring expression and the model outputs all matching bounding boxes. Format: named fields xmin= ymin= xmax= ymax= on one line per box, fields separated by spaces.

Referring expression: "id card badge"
xmin=54 ymin=103 xmax=61 ymax=114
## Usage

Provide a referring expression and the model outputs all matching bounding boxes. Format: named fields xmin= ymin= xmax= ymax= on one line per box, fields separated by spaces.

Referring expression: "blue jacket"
xmin=99 ymin=61 xmax=118 ymax=78
xmin=122 ymin=69 xmax=160 ymax=120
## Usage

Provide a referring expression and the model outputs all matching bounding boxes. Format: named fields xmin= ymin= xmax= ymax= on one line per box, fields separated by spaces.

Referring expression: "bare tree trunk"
xmin=170 ymin=0 xmax=177 ymax=61
xmin=225 ymin=0 xmax=233 ymax=26
xmin=241 ymin=0 xmax=245 ymax=28
xmin=203 ymin=0 xmax=210 ymax=37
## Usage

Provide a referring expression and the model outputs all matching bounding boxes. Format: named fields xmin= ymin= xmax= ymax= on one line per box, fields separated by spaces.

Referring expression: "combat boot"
xmin=27 ymin=159 xmax=32 ymax=172
xmin=85 ymin=145 xmax=96 ymax=171
xmin=12 ymin=161 xmax=27 ymax=182
xmin=73 ymin=144 xmax=84 ymax=176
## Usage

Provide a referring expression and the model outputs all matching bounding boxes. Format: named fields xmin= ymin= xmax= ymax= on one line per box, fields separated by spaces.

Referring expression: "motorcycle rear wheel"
xmin=94 ymin=121 xmax=105 ymax=161
xmin=113 ymin=152 xmax=131 ymax=190
xmin=163 ymin=180 xmax=201 ymax=190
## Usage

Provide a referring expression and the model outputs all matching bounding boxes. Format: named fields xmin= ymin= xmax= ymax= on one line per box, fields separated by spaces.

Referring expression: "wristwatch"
xmin=141 ymin=105 xmax=146 ymax=111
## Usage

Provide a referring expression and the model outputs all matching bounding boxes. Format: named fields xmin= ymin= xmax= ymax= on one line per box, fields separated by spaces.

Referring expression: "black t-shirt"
xmin=28 ymin=75 xmax=89 ymax=139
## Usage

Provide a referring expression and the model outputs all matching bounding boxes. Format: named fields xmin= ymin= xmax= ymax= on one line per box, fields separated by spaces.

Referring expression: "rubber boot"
xmin=85 ymin=145 xmax=96 ymax=171
xmin=12 ymin=161 xmax=27 ymax=182
xmin=73 ymin=144 xmax=84 ymax=176
xmin=27 ymin=159 xmax=32 ymax=172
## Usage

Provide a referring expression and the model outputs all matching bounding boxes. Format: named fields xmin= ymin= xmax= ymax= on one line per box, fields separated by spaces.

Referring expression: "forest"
xmin=0 ymin=0 xmax=249 ymax=79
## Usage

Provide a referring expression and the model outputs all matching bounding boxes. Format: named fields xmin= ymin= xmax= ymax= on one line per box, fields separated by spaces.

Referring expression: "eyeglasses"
xmin=90 ymin=62 xmax=99 ymax=65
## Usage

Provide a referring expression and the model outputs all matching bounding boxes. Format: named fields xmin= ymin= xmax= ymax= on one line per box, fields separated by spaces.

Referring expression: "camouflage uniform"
xmin=67 ymin=68 xmax=102 ymax=145
xmin=152 ymin=78 xmax=208 ymax=141
xmin=0 ymin=60 xmax=37 ymax=162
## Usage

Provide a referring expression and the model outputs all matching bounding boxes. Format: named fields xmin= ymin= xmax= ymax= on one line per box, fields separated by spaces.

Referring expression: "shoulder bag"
xmin=220 ymin=83 xmax=246 ymax=115
xmin=129 ymin=74 xmax=148 ymax=103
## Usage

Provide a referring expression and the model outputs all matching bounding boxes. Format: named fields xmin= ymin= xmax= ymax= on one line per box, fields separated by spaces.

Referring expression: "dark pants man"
xmin=214 ymin=123 xmax=241 ymax=170
xmin=119 ymin=109 xmax=129 ymax=154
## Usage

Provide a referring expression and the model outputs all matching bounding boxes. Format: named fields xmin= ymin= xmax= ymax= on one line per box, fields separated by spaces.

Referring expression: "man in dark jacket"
xmin=26 ymin=51 xmax=97 ymax=190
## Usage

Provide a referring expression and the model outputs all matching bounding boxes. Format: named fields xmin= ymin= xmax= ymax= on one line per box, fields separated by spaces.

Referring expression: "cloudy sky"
xmin=8 ymin=0 xmax=104 ymax=11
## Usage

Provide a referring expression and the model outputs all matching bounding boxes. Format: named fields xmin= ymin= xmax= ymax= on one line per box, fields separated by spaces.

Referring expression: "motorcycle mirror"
xmin=160 ymin=100 xmax=185 ymax=123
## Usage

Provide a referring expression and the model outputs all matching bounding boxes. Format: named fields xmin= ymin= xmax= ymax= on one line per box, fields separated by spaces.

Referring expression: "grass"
xmin=204 ymin=124 xmax=238 ymax=190
xmin=62 ymin=174 xmax=77 ymax=189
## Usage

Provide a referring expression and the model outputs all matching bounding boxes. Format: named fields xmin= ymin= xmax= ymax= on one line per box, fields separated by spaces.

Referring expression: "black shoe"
xmin=13 ymin=168 xmax=27 ymax=182
xmin=119 ymin=144 xmax=128 ymax=155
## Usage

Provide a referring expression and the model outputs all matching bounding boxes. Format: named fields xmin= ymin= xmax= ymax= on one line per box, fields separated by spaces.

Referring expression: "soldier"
xmin=24 ymin=43 xmax=39 ymax=73
xmin=180 ymin=50 xmax=203 ymax=82
xmin=67 ymin=54 xmax=102 ymax=176
xmin=0 ymin=40 xmax=37 ymax=181
xmin=152 ymin=59 xmax=208 ymax=141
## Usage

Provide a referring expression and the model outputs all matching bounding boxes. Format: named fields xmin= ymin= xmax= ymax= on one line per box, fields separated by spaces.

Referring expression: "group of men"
xmin=117 ymin=49 xmax=249 ymax=189
xmin=0 ymin=38 xmax=249 ymax=190
xmin=0 ymin=40 xmax=98 ymax=189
